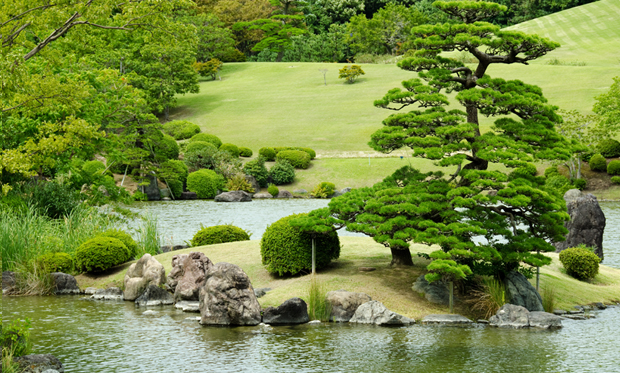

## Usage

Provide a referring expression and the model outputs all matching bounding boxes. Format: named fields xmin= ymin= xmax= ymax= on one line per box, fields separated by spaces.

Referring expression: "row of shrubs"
xmin=589 ymin=152 xmax=620 ymax=181
xmin=258 ymin=147 xmax=316 ymax=169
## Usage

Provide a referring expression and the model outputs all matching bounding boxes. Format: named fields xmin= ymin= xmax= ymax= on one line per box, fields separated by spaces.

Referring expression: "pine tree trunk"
xmin=389 ymin=247 xmax=414 ymax=266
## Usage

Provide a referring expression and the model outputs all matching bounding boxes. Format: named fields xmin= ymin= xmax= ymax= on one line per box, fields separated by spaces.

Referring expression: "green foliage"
xmin=260 ymin=213 xmax=340 ymax=276
xmin=75 ymin=237 xmax=129 ymax=273
xmin=338 ymin=65 xmax=365 ymax=84
xmin=259 ymin=147 xmax=277 ymax=161
xmin=573 ymin=178 xmax=587 ymax=191
xmin=312 ymin=182 xmax=336 ymax=198
xmin=307 ymin=276 xmax=332 ymax=322
xmin=133 ymin=190 xmax=149 ymax=201
xmin=225 ymin=174 xmax=255 ymax=193
xmin=82 ymin=161 xmax=107 ymax=180
xmin=467 ymin=276 xmax=506 ymax=319
xmin=35 ymin=252 xmax=74 ymax=273
xmin=508 ymin=163 xmax=538 ymax=180
xmin=186 ymin=141 xmax=218 ymax=155
xmin=194 ymin=58 xmax=223 ymax=80
xmin=191 ymin=224 xmax=251 ymax=247
xmin=597 ymin=139 xmax=620 ymax=158
xmin=282 ymin=24 xmax=349 ymax=63
xmin=219 ymin=143 xmax=240 ymax=157
xmin=238 ymin=147 xmax=253 ymax=157
xmin=28 ymin=181 xmax=81 ymax=219
xmin=275 ymin=150 xmax=311 ymax=169
xmin=611 ymin=176 xmax=620 ymax=185
xmin=607 ymin=160 xmax=620 ymax=176
xmin=268 ymin=183 xmax=280 ymax=197
xmin=177 ymin=12 xmax=239 ymax=63
xmin=273 ymin=146 xmax=316 ymax=159
xmin=243 ymin=157 xmax=270 ymax=187
xmin=154 ymin=134 xmax=180 ymax=161
xmin=544 ymin=166 xmax=560 ymax=178
xmin=186 ymin=169 xmax=225 ymax=199
xmin=135 ymin=212 xmax=161 ymax=257
xmin=97 ymin=229 xmax=138 ymax=261
xmin=163 ymin=120 xmax=201 ymax=140
xmin=541 ymin=283 xmax=556 ymax=313
xmin=269 ymin=160 xmax=296 ymax=185
xmin=1 ymin=318 xmax=32 ymax=358
xmin=157 ymin=160 xmax=189 ymax=198
xmin=588 ymin=153 xmax=608 ymax=172
xmin=593 ymin=76 xmax=620 ymax=140
xmin=233 ymin=15 xmax=307 ymax=61
xmin=183 ymin=143 xmax=220 ymax=171
xmin=189 ymin=133 xmax=223 ymax=148
xmin=559 ymin=246 xmax=600 ymax=281
xmin=545 ymin=175 xmax=572 ymax=196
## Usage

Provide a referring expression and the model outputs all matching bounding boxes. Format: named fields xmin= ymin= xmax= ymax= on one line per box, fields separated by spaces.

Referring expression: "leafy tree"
xmin=270 ymin=0 xmax=303 ymax=15
xmin=593 ymin=76 xmax=620 ymax=140
xmin=282 ymin=24 xmax=349 ymax=62
xmin=194 ymin=59 xmax=223 ymax=80
xmin=339 ymin=65 xmax=365 ymax=83
xmin=233 ymin=15 xmax=306 ymax=61
xmin=176 ymin=12 xmax=238 ymax=63
xmin=301 ymin=0 xmax=365 ymax=33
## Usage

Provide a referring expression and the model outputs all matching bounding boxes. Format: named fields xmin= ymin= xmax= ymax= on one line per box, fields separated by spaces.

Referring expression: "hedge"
xmin=189 ymin=133 xmax=222 ymax=148
xmin=276 ymin=150 xmax=311 ymax=169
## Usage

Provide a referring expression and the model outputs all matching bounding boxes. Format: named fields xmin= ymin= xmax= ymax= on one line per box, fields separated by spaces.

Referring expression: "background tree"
xmin=233 ymin=15 xmax=306 ymax=61
xmin=593 ymin=76 xmax=620 ymax=140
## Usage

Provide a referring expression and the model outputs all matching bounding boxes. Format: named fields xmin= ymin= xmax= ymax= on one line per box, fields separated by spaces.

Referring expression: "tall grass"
xmin=467 ymin=276 xmax=506 ymax=319
xmin=541 ymin=284 xmax=556 ymax=313
xmin=135 ymin=212 xmax=161 ymax=256
xmin=307 ymin=276 xmax=331 ymax=322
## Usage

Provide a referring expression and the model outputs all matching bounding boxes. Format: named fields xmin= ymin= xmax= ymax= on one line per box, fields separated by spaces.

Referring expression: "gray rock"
xmin=167 ymin=252 xmax=213 ymax=301
xmin=489 ymin=304 xmax=562 ymax=329
xmin=50 ymin=272 xmax=80 ymax=295
xmin=421 ymin=314 xmax=473 ymax=325
xmin=2 ymin=271 xmax=16 ymax=291
xmin=135 ymin=284 xmax=174 ymax=307
xmin=553 ymin=189 xmax=606 ymax=260
xmin=91 ymin=287 xmax=124 ymax=301
xmin=253 ymin=192 xmax=273 ymax=199
xmin=276 ymin=190 xmax=293 ymax=198
xmin=15 ymin=354 xmax=64 ymax=373
xmin=330 ymin=190 xmax=343 ymax=198
xmin=412 ymin=275 xmax=452 ymax=306
xmin=245 ymin=175 xmax=261 ymax=195
xmin=293 ymin=189 xmax=308 ymax=194
xmin=254 ymin=287 xmax=271 ymax=298
xmin=262 ymin=297 xmax=309 ymax=325
xmin=553 ymin=309 xmax=567 ymax=315
xmin=199 ymin=262 xmax=261 ymax=326
xmin=326 ymin=290 xmax=372 ymax=322
xmin=141 ymin=173 xmax=160 ymax=201
xmin=175 ymin=301 xmax=200 ymax=312
xmin=123 ymin=254 xmax=166 ymax=301
xmin=504 ymin=271 xmax=544 ymax=312
xmin=595 ymin=302 xmax=607 ymax=309
xmin=340 ymin=187 xmax=352 ymax=194
xmin=349 ymin=300 xmax=414 ymax=326
xmin=161 ymin=245 xmax=188 ymax=253
xmin=180 ymin=192 xmax=198 ymax=200
xmin=214 ymin=190 xmax=253 ymax=202
xmin=84 ymin=287 xmax=97 ymax=295
xmin=160 ymin=188 xmax=171 ymax=198
xmin=528 ymin=311 xmax=563 ymax=329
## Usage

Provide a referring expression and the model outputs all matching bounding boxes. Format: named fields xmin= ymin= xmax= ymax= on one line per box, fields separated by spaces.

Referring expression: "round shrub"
xmin=82 ymin=160 xmax=106 ymax=178
xmin=191 ymin=224 xmax=250 ymax=246
xmin=98 ymin=229 xmax=138 ymax=261
xmin=154 ymin=134 xmax=180 ymax=161
xmin=269 ymin=160 xmax=296 ymax=185
xmin=238 ymin=147 xmax=253 ymax=157
xmin=559 ymin=247 xmax=600 ymax=280
xmin=580 ymin=151 xmax=595 ymax=163
xmin=243 ymin=157 xmax=269 ymax=187
xmin=36 ymin=252 xmax=74 ymax=273
xmin=259 ymin=147 xmax=276 ymax=161
xmin=588 ymin=153 xmax=607 ymax=172
xmin=268 ymin=183 xmax=279 ymax=197
xmin=260 ymin=213 xmax=340 ymax=276
xmin=573 ymin=178 xmax=587 ymax=191
xmin=607 ymin=160 xmax=620 ymax=176
xmin=597 ymin=139 xmax=620 ymax=158
xmin=611 ymin=176 xmax=620 ymax=185
xmin=276 ymin=150 xmax=311 ymax=169
xmin=76 ymin=237 xmax=129 ymax=273
xmin=299 ymin=147 xmax=316 ymax=160
xmin=163 ymin=120 xmax=201 ymax=140
xmin=219 ymin=143 xmax=240 ymax=157
xmin=185 ymin=140 xmax=217 ymax=155
xmin=189 ymin=133 xmax=222 ymax=148
xmin=186 ymin=169 xmax=225 ymax=199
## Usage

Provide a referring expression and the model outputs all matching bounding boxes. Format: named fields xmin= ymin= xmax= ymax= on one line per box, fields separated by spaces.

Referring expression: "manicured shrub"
xmin=185 ymin=140 xmax=217 ymax=155
xmin=158 ymin=160 xmax=189 ymax=198
xmin=186 ymin=169 xmax=224 ymax=199
xmin=559 ymin=246 xmax=600 ymax=280
xmin=573 ymin=178 xmax=587 ymax=191
xmin=153 ymin=134 xmax=180 ymax=161
xmin=508 ymin=163 xmax=537 ymax=180
xmin=191 ymin=224 xmax=250 ymax=246
xmin=183 ymin=143 xmax=219 ymax=171
xmin=98 ymin=229 xmax=138 ymax=261
xmin=261 ymin=213 xmax=340 ymax=276
xmin=269 ymin=160 xmax=296 ymax=185
xmin=259 ymin=147 xmax=276 ymax=161
xmin=243 ymin=157 xmax=269 ymax=187
xmin=76 ymin=237 xmax=129 ymax=273
xmin=607 ymin=160 xmax=620 ymax=175
xmin=36 ymin=252 xmax=74 ymax=273
xmin=312 ymin=182 xmax=336 ymax=198
xmin=588 ymin=153 xmax=607 ymax=172
xmin=268 ymin=183 xmax=279 ymax=197
xmin=597 ymin=139 xmax=620 ymax=158
xmin=225 ymin=173 xmax=254 ymax=193
xmin=219 ymin=143 xmax=240 ymax=157
xmin=238 ymin=147 xmax=253 ymax=157
xmin=338 ymin=64 xmax=365 ymax=83
xmin=611 ymin=176 xmax=620 ymax=185
xmin=163 ymin=120 xmax=201 ymax=140
xmin=189 ymin=133 xmax=222 ymax=148
xmin=544 ymin=166 xmax=560 ymax=178
xmin=299 ymin=147 xmax=316 ymax=160
xmin=276 ymin=150 xmax=311 ymax=169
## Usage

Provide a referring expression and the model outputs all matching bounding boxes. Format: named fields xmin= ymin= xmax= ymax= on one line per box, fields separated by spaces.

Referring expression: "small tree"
xmin=339 ymin=65 xmax=365 ymax=84
xmin=194 ymin=59 xmax=223 ymax=80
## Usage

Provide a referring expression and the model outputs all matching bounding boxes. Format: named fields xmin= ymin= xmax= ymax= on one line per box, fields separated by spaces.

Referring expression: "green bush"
xmin=238 ymin=147 xmax=253 ymax=157
xmin=268 ymin=183 xmax=279 ymax=197
xmin=260 ymin=213 xmax=340 ymax=276
xmin=28 ymin=181 xmax=81 ymax=219
xmin=185 ymin=140 xmax=217 ymax=155
xmin=545 ymin=175 xmax=572 ymax=195
xmin=153 ymin=134 xmax=180 ymax=161
xmin=589 ymin=153 xmax=607 ymax=172
xmin=273 ymin=146 xmax=316 ymax=160
xmin=559 ymin=246 xmax=600 ymax=280
xmin=276 ymin=150 xmax=311 ymax=169
xmin=509 ymin=163 xmax=537 ymax=180
xmin=157 ymin=160 xmax=189 ymax=198
xmin=225 ymin=174 xmax=254 ymax=193
xmin=580 ymin=151 xmax=595 ymax=163
xmin=186 ymin=169 xmax=224 ymax=199
xmin=597 ymin=139 xmax=620 ymax=158
xmin=312 ymin=182 xmax=336 ymax=198
xmin=299 ymin=147 xmax=316 ymax=160
xmin=243 ymin=157 xmax=269 ymax=187
xmin=36 ymin=252 xmax=74 ymax=273
xmin=259 ymin=147 xmax=276 ymax=161
xmin=82 ymin=160 xmax=107 ymax=179
xmin=75 ymin=236 xmax=129 ymax=273
xmin=191 ymin=224 xmax=250 ymax=246
xmin=1 ymin=318 xmax=32 ymax=358
xmin=607 ymin=160 xmax=620 ymax=176
xmin=189 ymin=133 xmax=222 ymax=148
xmin=98 ymin=229 xmax=138 ymax=261
xmin=573 ymin=178 xmax=587 ymax=191
xmin=269 ymin=160 xmax=296 ymax=185
xmin=183 ymin=143 xmax=219 ymax=171
xmin=544 ymin=166 xmax=560 ymax=178
xmin=611 ymin=176 xmax=620 ymax=185
xmin=219 ymin=143 xmax=240 ymax=157
xmin=163 ymin=120 xmax=201 ymax=140
xmin=338 ymin=64 xmax=365 ymax=83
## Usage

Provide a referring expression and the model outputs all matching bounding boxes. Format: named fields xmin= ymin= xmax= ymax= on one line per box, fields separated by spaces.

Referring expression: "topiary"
xmin=163 ymin=120 xmax=201 ymax=140
xmin=269 ymin=160 xmax=295 ymax=185
xmin=185 ymin=140 xmax=217 ymax=155
xmin=186 ymin=169 xmax=225 ymax=199
xmin=219 ymin=143 xmax=240 ymax=157
xmin=259 ymin=147 xmax=276 ymax=161
xmin=76 ymin=237 xmax=129 ymax=273
xmin=191 ymin=224 xmax=251 ymax=246
xmin=559 ymin=246 xmax=600 ymax=280
xmin=607 ymin=160 xmax=620 ymax=176
xmin=597 ymin=139 xmax=620 ymax=158
xmin=312 ymin=182 xmax=336 ymax=198
xmin=573 ymin=178 xmax=587 ymax=191
xmin=260 ymin=213 xmax=340 ymax=276
xmin=243 ymin=157 xmax=269 ymax=187
xmin=98 ymin=229 xmax=138 ymax=261
xmin=36 ymin=252 xmax=74 ymax=273
xmin=276 ymin=150 xmax=311 ymax=169
xmin=267 ymin=183 xmax=279 ymax=197
xmin=238 ymin=147 xmax=253 ymax=157
xmin=588 ymin=153 xmax=607 ymax=172
xmin=611 ymin=176 xmax=620 ymax=185
xmin=153 ymin=134 xmax=180 ymax=161
xmin=189 ymin=133 xmax=222 ymax=148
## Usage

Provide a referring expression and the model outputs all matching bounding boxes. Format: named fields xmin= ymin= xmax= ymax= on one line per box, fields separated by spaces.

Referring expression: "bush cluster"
xmin=607 ymin=160 xmax=620 ymax=176
xmin=82 ymin=160 xmax=107 ymax=180
xmin=163 ymin=120 xmax=201 ymax=140
xmin=273 ymin=146 xmax=316 ymax=159
xmin=191 ymin=224 xmax=250 ymax=246
xmin=338 ymin=64 xmax=365 ymax=84
xmin=588 ymin=153 xmax=607 ymax=172
xmin=544 ymin=166 xmax=560 ymax=178
xmin=243 ymin=157 xmax=269 ymax=187
xmin=189 ymin=133 xmax=222 ymax=148
xmin=276 ymin=150 xmax=311 ymax=169
xmin=1 ymin=318 xmax=32 ymax=358
xmin=29 ymin=181 xmax=81 ymax=219
xmin=508 ymin=163 xmax=537 ymax=180
xmin=76 ymin=236 xmax=130 ymax=273
xmin=269 ymin=160 xmax=296 ymax=185
xmin=259 ymin=147 xmax=276 ymax=161
xmin=219 ymin=143 xmax=240 ymax=157
xmin=186 ymin=169 xmax=224 ymax=199
xmin=611 ymin=176 xmax=620 ymax=185
xmin=238 ymin=147 xmax=253 ymax=157
xmin=260 ymin=213 xmax=340 ymax=276
xmin=597 ymin=139 xmax=620 ymax=158
xmin=559 ymin=246 xmax=600 ymax=281
xmin=98 ymin=229 xmax=138 ymax=261
xmin=573 ymin=178 xmax=587 ymax=191
xmin=36 ymin=252 xmax=74 ymax=273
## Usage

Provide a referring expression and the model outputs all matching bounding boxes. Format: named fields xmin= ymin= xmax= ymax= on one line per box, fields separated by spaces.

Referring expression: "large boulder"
xmin=326 ymin=290 xmax=372 ymax=322
xmin=504 ymin=271 xmax=544 ymax=312
xmin=167 ymin=252 xmax=213 ymax=301
xmin=214 ymin=190 xmax=252 ymax=202
xmin=2 ymin=271 xmax=17 ymax=293
xmin=276 ymin=190 xmax=293 ymax=199
xmin=412 ymin=275 xmax=452 ymax=306
xmin=91 ymin=287 xmax=124 ymax=301
xmin=141 ymin=173 xmax=160 ymax=201
xmin=15 ymin=354 xmax=64 ymax=373
xmin=245 ymin=175 xmax=260 ymax=195
xmin=262 ymin=297 xmax=309 ymax=325
xmin=198 ymin=262 xmax=261 ymax=326
xmin=50 ymin=273 xmax=80 ymax=295
xmin=349 ymin=300 xmax=414 ymax=326
xmin=489 ymin=304 xmax=562 ymax=329
xmin=554 ymin=189 xmax=606 ymax=260
xmin=123 ymin=254 xmax=166 ymax=301
xmin=135 ymin=284 xmax=174 ymax=307
xmin=253 ymin=192 xmax=273 ymax=199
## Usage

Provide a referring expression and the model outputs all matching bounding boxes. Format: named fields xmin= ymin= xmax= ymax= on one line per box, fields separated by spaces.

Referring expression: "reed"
xmin=307 ymin=276 xmax=331 ymax=322
xmin=541 ymin=284 xmax=556 ymax=313
xmin=136 ymin=212 xmax=161 ymax=256
xmin=467 ymin=276 xmax=506 ymax=320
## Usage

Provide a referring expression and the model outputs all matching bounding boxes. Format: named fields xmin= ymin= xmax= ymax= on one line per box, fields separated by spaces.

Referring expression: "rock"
xmin=123 ymin=254 xmax=166 ymax=301
xmin=162 ymin=197 xmax=171 ymax=201
xmin=254 ymin=287 xmax=271 ymax=298
xmin=553 ymin=189 xmax=606 ymax=260
xmin=3 ymin=271 xmax=17 ymax=292
xmin=528 ymin=311 xmax=563 ymax=329
xmin=349 ymin=300 xmax=414 ymax=326
xmin=331 ymin=190 xmax=343 ymax=198
xmin=358 ymin=267 xmax=376 ymax=272
xmin=553 ymin=310 xmax=567 ymax=315
xmin=504 ymin=271 xmax=544 ymax=312
xmin=293 ymin=189 xmax=308 ymax=194
xmin=50 ymin=273 xmax=80 ymax=295
xmin=167 ymin=252 xmax=213 ymax=301
xmin=84 ymin=287 xmax=97 ymax=295
xmin=160 ymin=188 xmax=171 ymax=198
xmin=412 ymin=275 xmax=452 ymax=306
xmin=161 ymin=245 xmax=188 ymax=253
xmin=276 ymin=190 xmax=293 ymax=198
xmin=198 ymin=262 xmax=261 ymax=326
xmin=175 ymin=301 xmax=200 ymax=312
xmin=340 ymin=187 xmax=352 ymax=194
xmin=326 ymin=290 xmax=372 ymax=322
xmin=595 ymin=302 xmax=607 ymax=309
xmin=91 ymin=287 xmax=124 ymax=301
xmin=421 ymin=314 xmax=473 ymax=325
xmin=142 ymin=310 xmax=158 ymax=316
xmin=135 ymin=284 xmax=174 ymax=307
xmin=489 ymin=304 xmax=562 ymax=329
xmin=214 ymin=190 xmax=253 ymax=202
xmin=262 ymin=297 xmax=310 ymax=325
xmin=477 ymin=319 xmax=489 ymax=324
xmin=245 ymin=175 xmax=260 ymax=195
xmin=15 ymin=354 xmax=64 ymax=373
xmin=180 ymin=192 xmax=198 ymax=200
xmin=253 ymin=192 xmax=273 ymax=199
xmin=141 ymin=173 xmax=160 ymax=201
